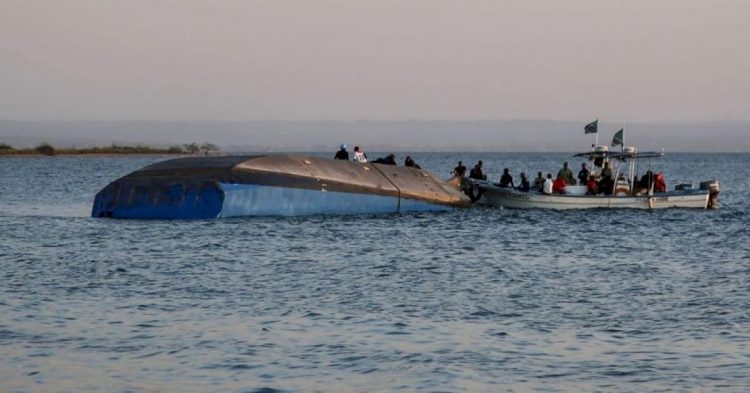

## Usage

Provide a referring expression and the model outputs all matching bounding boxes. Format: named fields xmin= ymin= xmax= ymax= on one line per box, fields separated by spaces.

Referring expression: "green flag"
xmin=584 ymin=119 xmax=598 ymax=134
xmin=612 ymin=129 xmax=624 ymax=147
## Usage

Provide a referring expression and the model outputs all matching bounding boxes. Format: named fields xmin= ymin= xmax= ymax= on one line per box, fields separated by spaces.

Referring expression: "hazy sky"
xmin=1 ymin=0 xmax=749 ymax=122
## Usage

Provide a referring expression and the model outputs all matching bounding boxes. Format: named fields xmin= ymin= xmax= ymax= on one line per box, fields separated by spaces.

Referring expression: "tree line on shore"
xmin=0 ymin=142 xmax=219 ymax=156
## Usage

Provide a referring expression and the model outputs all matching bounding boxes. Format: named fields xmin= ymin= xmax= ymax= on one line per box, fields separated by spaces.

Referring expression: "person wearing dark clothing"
xmin=499 ymin=168 xmax=514 ymax=188
xmin=404 ymin=156 xmax=421 ymax=169
xmin=597 ymin=161 xmax=614 ymax=194
xmin=452 ymin=161 xmax=467 ymax=177
xmin=599 ymin=176 xmax=614 ymax=195
xmin=517 ymin=172 xmax=530 ymax=192
xmin=578 ymin=163 xmax=590 ymax=185
xmin=638 ymin=170 xmax=655 ymax=189
xmin=532 ymin=171 xmax=545 ymax=191
xmin=469 ymin=160 xmax=486 ymax=180
xmin=374 ymin=154 xmax=397 ymax=165
xmin=633 ymin=170 xmax=656 ymax=195
xmin=334 ymin=143 xmax=349 ymax=160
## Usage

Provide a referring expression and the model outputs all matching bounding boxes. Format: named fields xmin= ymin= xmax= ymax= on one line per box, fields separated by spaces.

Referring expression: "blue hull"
xmin=92 ymin=182 xmax=452 ymax=219
xmin=91 ymin=180 xmax=224 ymax=219
xmin=219 ymin=183 xmax=451 ymax=217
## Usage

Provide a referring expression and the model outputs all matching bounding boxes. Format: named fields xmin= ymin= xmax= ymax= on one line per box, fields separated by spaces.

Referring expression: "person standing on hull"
xmin=578 ymin=163 xmax=590 ymax=185
xmin=352 ymin=146 xmax=367 ymax=162
xmin=452 ymin=161 xmax=467 ymax=177
xmin=334 ymin=143 xmax=349 ymax=160
xmin=558 ymin=161 xmax=575 ymax=185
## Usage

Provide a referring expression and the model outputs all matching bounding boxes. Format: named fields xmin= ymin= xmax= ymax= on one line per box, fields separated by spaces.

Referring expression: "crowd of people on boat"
xmin=333 ymin=144 xmax=667 ymax=197
xmin=452 ymin=158 xmax=667 ymax=196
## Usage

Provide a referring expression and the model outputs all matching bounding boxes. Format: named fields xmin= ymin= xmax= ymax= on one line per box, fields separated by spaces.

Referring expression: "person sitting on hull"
xmin=499 ymin=168 xmax=514 ymax=188
xmin=552 ymin=175 xmax=567 ymax=194
xmin=373 ymin=154 xmax=397 ymax=165
xmin=542 ymin=174 xmax=554 ymax=194
xmin=334 ymin=143 xmax=349 ymax=160
xmin=404 ymin=156 xmax=421 ymax=169
xmin=517 ymin=172 xmax=530 ymax=192
xmin=469 ymin=160 xmax=486 ymax=180
xmin=452 ymin=161 xmax=467 ymax=177
xmin=532 ymin=171 xmax=545 ymax=191
xmin=557 ymin=161 xmax=575 ymax=185
xmin=578 ymin=162 xmax=590 ymax=185
xmin=352 ymin=146 xmax=367 ymax=162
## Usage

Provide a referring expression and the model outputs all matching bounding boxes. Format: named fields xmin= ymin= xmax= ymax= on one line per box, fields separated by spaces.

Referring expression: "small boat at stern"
xmin=464 ymin=143 xmax=720 ymax=210
xmin=92 ymin=154 xmax=472 ymax=219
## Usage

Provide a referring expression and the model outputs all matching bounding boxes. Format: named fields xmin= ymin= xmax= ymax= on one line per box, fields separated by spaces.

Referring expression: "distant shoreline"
xmin=0 ymin=142 xmax=219 ymax=157
xmin=0 ymin=153 xmax=194 ymax=158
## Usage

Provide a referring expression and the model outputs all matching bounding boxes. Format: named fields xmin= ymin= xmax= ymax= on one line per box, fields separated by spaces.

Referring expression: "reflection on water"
xmin=1 ymin=153 xmax=749 ymax=391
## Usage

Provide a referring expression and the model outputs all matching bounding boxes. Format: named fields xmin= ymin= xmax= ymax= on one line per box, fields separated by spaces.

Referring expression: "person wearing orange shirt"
xmin=586 ymin=175 xmax=599 ymax=195
xmin=552 ymin=176 xmax=567 ymax=194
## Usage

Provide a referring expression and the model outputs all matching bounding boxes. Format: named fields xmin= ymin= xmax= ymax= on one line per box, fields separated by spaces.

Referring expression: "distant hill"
xmin=1 ymin=119 xmax=748 ymax=152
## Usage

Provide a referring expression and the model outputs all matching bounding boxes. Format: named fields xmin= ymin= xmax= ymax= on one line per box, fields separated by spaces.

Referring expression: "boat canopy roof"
xmin=573 ymin=150 xmax=664 ymax=160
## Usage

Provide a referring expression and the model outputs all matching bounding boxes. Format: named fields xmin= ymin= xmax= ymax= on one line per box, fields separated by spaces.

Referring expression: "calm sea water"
xmin=1 ymin=152 xmax=749 ymax=392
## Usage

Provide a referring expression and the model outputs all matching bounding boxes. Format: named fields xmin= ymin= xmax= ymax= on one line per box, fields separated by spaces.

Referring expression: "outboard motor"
xmin=700 ymin=180 xmax=720 ymax=209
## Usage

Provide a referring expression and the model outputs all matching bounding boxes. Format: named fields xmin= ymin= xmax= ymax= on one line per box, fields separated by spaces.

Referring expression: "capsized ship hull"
xmin=91 ymin=155 xmax=471 ymax=219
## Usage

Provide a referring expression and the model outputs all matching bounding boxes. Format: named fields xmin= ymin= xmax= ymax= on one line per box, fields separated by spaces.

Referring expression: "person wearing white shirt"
xmin=352 ymin=146 xmax=368 ymax=163
xmin=542 ymin=174 xmax=554 ymax=194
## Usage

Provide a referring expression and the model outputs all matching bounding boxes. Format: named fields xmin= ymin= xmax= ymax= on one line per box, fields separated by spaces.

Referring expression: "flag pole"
xmin=595 ymin=117 xmax=599 ymax=146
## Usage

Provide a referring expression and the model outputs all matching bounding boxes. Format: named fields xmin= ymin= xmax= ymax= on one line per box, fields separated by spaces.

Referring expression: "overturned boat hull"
xmin=92 ymin=155 xmax=471 ymax=219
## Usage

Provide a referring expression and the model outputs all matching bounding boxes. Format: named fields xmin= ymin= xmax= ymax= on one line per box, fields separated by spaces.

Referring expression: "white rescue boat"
xmin=462 ymin=144 xmax=719 ymax=210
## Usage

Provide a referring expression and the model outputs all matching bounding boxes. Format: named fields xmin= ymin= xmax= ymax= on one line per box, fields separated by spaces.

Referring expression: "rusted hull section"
xmin=91 ymin=155 xmax=471 ymax=219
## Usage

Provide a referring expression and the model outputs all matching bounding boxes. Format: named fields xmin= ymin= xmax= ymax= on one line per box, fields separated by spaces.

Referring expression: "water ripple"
xmin=1 ymin=153 xmax=749 ymax=391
